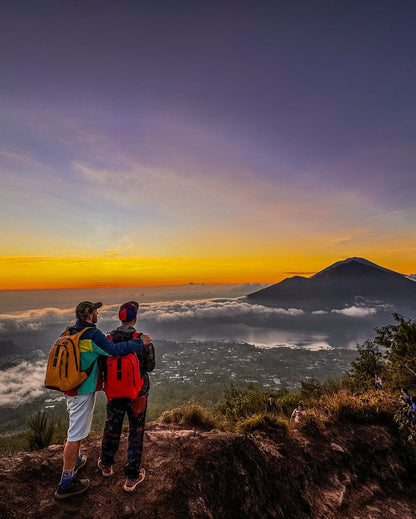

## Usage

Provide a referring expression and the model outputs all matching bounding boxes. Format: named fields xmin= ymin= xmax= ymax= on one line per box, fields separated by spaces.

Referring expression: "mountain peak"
xmin=312 ymin=257 xmax=397 ymax=278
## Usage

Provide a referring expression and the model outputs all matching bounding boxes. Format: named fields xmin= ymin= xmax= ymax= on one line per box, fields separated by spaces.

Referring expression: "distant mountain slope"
xmin=0 ymin=339 xmax=27 ymax=357
xmin=247 ymin=258 xmax=416 ymax=311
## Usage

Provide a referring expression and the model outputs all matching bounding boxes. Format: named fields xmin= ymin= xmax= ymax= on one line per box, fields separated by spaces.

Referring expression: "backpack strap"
xmin=62 ymin=325 xmax=93 ymax=337
xmin=60 ymin=326 xmax=73 ymax=337
xmin=108 ymin=329 xmax=141 ymax=343
xmin=68 ymin=326 xmax=95 ymax=375
xmin=77 ymin=326 xmax=94 ymax=336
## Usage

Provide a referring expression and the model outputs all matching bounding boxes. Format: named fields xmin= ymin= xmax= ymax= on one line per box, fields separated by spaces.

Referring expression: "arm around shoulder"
xmin=139 ymin=342 xmax=155 ymax=372
xmin=91 ymin=329 xmax=144 ymax=356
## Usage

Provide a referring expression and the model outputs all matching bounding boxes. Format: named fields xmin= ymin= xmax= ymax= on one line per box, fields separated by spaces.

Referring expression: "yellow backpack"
xmin=44 ymin=326 xmax=92 ymax=392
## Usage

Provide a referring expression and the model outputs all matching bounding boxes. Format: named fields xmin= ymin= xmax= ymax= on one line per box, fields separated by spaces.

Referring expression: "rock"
xmin=47 ymin=444 xmax=62 ymax=452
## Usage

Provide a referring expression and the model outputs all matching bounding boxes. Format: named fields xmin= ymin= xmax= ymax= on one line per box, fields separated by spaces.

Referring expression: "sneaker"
xmin=97 ymin=457 xmax=114 ymax=477
xmin=74 ymin=454 xmax=87 ymax=475
xmin=123 ymin=468 xmax=145 ymax=492
xmin=54 ymin=478 xmax=90 ymax=500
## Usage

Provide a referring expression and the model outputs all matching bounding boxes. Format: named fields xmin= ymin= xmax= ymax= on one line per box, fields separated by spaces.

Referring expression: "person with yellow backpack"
xmin=51 ymin=301 xmax=152 ymax=500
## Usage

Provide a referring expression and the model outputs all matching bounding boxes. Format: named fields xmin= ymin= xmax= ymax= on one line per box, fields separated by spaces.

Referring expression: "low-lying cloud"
xmin=0 ymin=360 xmax=47 ymax=407
xmin=0 ymin=307 xmax=74 ymax=332
xmin=0 ymin=298 xmax=384 ymax=339
xmin=331 ymin=306 xmax=377 ymax=317
xmin=136 ymin=299 xmax=305 ymax=322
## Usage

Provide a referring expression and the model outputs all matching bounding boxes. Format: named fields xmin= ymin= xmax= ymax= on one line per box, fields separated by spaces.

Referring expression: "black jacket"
xmin=109 ymin=326 xmax=155 ymax=396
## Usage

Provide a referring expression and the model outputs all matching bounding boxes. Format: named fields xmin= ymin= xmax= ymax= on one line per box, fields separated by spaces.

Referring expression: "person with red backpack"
xmin=98 ymin=301 xmax=155 ymax=492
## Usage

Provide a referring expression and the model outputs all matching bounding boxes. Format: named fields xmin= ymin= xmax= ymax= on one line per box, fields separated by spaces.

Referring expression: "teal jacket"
xmin=65 ymin=319 xmax=144 ymax=395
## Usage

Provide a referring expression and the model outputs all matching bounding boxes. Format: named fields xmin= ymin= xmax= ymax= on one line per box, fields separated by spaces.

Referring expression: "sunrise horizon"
xmin=0 ymin=253 xmax=414 ymax=291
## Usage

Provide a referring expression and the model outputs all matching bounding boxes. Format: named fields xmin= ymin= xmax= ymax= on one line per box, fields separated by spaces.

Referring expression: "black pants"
xmin=100 ymin=394 xmax=147 ymax=478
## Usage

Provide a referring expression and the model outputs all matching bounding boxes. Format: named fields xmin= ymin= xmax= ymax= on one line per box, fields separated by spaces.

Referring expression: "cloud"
xmin=284 ymin=272 xmax=316 ymax=276
xmin=0 ymin=299 xmax=383 ymax=338
xmin=0 ymin=307 xmax=74 ymax=331
xmin=331 ymin=306 xmax=377 ymax=317
xmin=133 ymin=299 xmax=304 ymax=322
xmin=0 ymin=299 xmax=306 ymax=336
xmin=0 ymin=360 xmax=47 ymax=407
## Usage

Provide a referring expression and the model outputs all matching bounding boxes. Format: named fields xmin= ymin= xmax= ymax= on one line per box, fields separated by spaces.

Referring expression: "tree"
xmin=350 ymin=339 xmax=385 ymax=389
xmin=300 ymin=377 xmax=323 ymax=402
xmin=219 ymin=384 xmax=268 ymax=420
xmin=375 ymin=314 xmax=416 ymax=390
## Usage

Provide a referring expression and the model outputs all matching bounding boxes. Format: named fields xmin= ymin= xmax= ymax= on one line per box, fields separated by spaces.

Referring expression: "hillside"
xmin=2 ymin=416 xmax=416 ymax=518
xmin=247 ymin=257 xmax=416 ymax=311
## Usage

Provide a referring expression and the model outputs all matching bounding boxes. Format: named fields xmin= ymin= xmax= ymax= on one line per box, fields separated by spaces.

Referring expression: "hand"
xmin=140 ymin=333 xmax=152 ymax=345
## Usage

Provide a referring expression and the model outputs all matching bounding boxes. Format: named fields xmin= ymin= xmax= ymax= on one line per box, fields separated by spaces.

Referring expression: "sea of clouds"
xmin=0 ymin=297 xmax=389 ymax=407
xmin=0 ymin=297 xmax=383 ymax=333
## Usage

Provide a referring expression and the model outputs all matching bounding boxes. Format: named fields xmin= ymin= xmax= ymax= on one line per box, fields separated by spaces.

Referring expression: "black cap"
xmin=75 ymin=301 xmax=103 ymax=320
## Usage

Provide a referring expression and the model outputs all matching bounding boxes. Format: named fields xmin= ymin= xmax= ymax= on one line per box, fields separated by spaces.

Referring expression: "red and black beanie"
xmin=118 ymin=301 xmax=139 ymax=322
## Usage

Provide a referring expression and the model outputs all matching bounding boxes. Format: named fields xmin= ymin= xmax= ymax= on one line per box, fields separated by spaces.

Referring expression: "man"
xmin=99 ymin=301 xmax=155 ymax=492
xmin=266 ymin=395 xmax=278 ymax=415
xmin=54 ymin=301 xmax=152 ymax=500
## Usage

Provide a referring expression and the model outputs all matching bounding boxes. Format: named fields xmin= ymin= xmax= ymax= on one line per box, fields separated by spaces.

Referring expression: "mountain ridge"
xmin=247 ymin=258 xmax=416 ymax=312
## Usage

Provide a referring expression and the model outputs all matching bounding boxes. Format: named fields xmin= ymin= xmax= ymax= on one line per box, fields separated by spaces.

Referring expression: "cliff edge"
xmin=1 ymin=420 xmax=416 ymax=519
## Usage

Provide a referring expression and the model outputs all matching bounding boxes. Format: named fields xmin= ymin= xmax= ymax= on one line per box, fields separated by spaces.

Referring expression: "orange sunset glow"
xmin=0 ymin=251 xmax=415 ymax=290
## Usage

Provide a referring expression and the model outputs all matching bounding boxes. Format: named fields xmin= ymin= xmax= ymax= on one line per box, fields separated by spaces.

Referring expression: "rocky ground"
xmin=1 ymin=422 xmax=416 ymax=518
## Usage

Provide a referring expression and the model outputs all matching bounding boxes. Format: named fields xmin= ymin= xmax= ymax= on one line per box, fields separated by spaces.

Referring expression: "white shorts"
xmin=66 ymin=393 xmax=96 ymax=442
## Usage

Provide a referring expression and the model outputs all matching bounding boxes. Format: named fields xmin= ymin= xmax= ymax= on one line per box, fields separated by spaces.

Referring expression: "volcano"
xmin=247 ymin=257 xmax=416 ymax=312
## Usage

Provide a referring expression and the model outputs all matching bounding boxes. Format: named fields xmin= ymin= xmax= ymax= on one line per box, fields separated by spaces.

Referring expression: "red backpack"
xmin=103 ymin=331 xmax=144 ymax=401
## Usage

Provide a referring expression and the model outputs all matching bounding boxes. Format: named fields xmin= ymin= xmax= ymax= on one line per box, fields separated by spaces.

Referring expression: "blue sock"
xmin=60 ymin=468 xmax=75 ymax=488
xmin=75 ymin=454 xmax=82 ymax=467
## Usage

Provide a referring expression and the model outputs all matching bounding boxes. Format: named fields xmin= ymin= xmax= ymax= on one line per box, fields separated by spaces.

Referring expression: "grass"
xmin=159 ymin=401 xmax=221 ymax=431
xmin=316 ymin=390 xmax=396 ymax=425
xmin=236 ymin=413 xmax=289 ymax=435
xmin=0 ymin=388 xmax=402 ymax=455
xmin=0 ymin=431 xmax=29 ymax=455
xmin=157 ymin=389 xmax=399 ymax=439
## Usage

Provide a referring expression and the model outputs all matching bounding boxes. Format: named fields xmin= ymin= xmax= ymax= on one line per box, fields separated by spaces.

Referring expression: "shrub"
xmin=218 ymin=385 xmax=267 ymax=422
xmin=299 ymin=378 xmax=323 ymax=402
xmin=27 ymin=412 xmax=54 ymax=450
xmin=275 ymin=392 xmax=302 ymax=417
xmin=293 ymin=412 xmax=325 ymax=436
xmin=393 ymin=404 xmax=416 ymax=445
xmin=350 ymin=340 xmax=386 ymax=390
xmin=317 ymin=390 xmax=396 ymax=425
xmin=159 ymin=401 xmax=219 ymax=431
xmin=237 ymin=413 xmax=289 ymax=435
